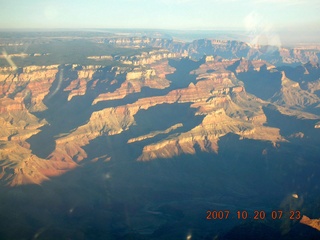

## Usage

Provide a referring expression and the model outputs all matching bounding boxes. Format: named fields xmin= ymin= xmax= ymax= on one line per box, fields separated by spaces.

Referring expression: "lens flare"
xmin=244 ymin=11 xmax=281 ymax=52
xmin=47 ymin=68 xmax=64 ymax=100
xmin=1 ymin=50 xmax=17 ymax=70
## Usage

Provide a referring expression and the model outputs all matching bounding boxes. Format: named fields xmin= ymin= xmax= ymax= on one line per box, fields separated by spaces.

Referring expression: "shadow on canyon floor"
xmin=27 ymin=57 xmax=203 ymax=159
xmin=2 ymin=134 xmax=320 ymax=239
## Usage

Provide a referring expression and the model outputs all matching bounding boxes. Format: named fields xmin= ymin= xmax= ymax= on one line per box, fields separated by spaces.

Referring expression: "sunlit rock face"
xmin=0 ymin=65 xmax=59 ymax=112
xmin=300 ymin=215 xmax=320 ymax=231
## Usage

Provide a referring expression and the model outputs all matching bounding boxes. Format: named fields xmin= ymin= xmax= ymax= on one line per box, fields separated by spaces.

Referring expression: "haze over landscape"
xmin=1 ymin=0 xmax=320 ymax=45
xmin=0 ymin=0 xmax=320 ymax=239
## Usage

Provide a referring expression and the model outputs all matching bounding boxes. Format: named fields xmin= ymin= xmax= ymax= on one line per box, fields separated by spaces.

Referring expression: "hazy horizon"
xmin=1 ymin=0 xmax=319 ymax=46
xmin=0 ymin=28 xmax=319 ymax=48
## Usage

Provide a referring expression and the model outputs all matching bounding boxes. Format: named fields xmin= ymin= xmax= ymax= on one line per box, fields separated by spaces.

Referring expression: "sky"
xmin=0 ymin=0 xmax=319 ymax=43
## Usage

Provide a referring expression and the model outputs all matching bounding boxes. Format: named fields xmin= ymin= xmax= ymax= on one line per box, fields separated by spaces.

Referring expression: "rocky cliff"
xmin=300 ymin=215 xmax=320 ymax=231
xmin=0 ymin=37 xmax=320 ymax=186
xmin=103 ymin=37 xmax=320 ymax=64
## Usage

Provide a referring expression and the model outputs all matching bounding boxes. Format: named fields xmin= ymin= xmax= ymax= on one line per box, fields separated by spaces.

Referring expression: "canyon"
xmin=0 ymin=33 xmax=320 ymax=239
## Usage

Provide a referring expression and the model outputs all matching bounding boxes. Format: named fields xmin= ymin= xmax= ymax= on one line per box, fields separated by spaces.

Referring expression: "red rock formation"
xmin=56 ymin=65 xmax=283 ymax=163
xmin=0 ymin=65 xmax=59 ymax=112
xmin=271 ymin=71 xmax=319 ymax=108
xmin=93 ymin=61 xmax=173 ymax=104
xmin=64 ymin=65 xmax=100 ymax=101
xmin=300 ymin=215 xmax=320 ymax=231
xmin=0 ymin=142 xmax=77 ymax=186
xmin=1 ymin=51 xmax=316 ymax=185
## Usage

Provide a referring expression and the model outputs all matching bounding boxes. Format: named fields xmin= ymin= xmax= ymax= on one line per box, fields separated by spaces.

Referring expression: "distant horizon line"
xmin=0 ymin=28 xmax=319 ymax=47
xmin=0 ymin=28 xmax=249 ymax=32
